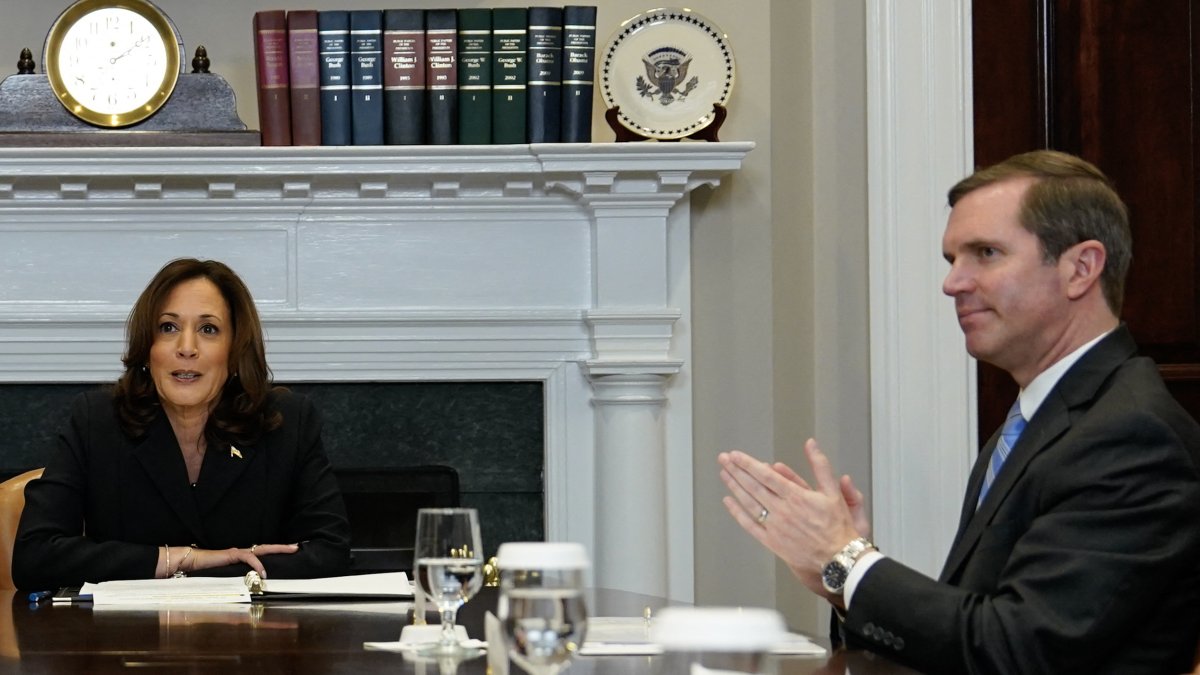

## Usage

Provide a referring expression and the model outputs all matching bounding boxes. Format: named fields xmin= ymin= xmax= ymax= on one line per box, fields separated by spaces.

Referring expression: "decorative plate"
xmin=600 ymin=8 xmax=736 ymax=140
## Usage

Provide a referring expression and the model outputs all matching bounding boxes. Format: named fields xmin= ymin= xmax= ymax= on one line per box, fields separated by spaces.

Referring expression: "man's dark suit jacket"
xmin=842 ymin=326 xmax=1200 ymax=674
xmin=12 ymin=389 xmax=351 ymax=590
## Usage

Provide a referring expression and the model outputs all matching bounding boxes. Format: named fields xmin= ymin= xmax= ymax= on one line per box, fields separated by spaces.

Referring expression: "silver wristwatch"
xmin=821 ymin=537 xmax=876 ymax=595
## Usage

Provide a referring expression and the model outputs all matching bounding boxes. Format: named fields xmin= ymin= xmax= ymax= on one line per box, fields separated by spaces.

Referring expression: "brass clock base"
xmin=0 ymin=72 xmax=256 ymax=145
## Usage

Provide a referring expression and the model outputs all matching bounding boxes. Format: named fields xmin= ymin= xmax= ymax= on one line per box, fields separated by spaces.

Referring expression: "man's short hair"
xmin=948 ymin=150 xmax=1132 ymax=315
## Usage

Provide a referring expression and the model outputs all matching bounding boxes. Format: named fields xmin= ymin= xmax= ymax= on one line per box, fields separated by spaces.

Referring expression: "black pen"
xmin=27 ymin=590 xmax=53 ymax=604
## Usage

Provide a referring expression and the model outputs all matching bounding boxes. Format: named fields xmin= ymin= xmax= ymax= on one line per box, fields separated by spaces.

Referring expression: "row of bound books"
xmin=253 ymin=6 xmax=598 ymax=146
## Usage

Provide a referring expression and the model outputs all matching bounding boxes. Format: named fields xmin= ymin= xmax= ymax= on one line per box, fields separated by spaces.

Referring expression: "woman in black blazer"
xmin=13 ymin=259 xmax=350 ymax=589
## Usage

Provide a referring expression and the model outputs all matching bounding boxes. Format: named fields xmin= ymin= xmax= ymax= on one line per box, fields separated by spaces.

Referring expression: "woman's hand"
xmin=161 ymin=543 xmax=300 ymax=579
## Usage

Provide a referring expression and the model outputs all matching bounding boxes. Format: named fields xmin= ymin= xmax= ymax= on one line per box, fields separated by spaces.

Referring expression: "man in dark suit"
xmin=719 ymin=150 xmax=1200 ymax=674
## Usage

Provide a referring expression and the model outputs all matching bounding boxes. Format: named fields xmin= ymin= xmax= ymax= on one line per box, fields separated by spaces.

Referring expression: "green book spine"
xmin=491 ymin=7 xmax=527 ymax=144
xmin=458 ymin=8 xmax=492 ymax=144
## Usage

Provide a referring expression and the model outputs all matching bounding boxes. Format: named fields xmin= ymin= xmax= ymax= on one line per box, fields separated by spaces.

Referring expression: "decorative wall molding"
xmin=0 ymin=143 xmax=753 ymax=600
xmin=866 ymin=0 xmax=976 ymax=576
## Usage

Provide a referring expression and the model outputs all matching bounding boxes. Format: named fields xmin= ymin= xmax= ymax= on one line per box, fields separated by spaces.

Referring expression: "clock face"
xmin=45 ymin=0 xmax=181 ymax=127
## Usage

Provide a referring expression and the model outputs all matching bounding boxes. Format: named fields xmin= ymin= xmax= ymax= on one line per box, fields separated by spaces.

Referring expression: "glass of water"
xmin=652 ymin=606 xmax=787 ymax=675
xmin=496 ymin=542 xmax=590 ymax=675
xmin=414 ymin=507 xmax=485 ymax=657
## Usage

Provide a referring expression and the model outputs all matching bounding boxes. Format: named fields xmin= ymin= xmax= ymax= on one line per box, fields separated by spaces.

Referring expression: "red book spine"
xmin=384 ymin=27 xmax=426 ymax=90
xmin=287 ymin=10 xmax=322 ymax=146
xmin=254 ymin=10 xmax=292 ymax=146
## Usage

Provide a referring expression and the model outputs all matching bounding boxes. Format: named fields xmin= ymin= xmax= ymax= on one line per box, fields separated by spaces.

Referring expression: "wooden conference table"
xmin=0 ymin=586 xmax=920 ymax=674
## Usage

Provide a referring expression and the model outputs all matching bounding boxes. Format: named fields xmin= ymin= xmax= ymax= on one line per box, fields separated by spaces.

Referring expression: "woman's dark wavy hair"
xmin=112 ymin=258 xmax=282 ymax=444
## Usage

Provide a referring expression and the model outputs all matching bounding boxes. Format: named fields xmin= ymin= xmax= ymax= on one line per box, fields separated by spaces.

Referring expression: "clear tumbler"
xmin=496 ymin=542 xmax=590 ymax=675
xmin=651 ymin=606 xmax=786 ymax=675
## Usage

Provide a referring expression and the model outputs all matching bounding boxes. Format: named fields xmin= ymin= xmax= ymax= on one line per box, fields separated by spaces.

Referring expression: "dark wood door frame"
xmin=971 ymin=0 xmax=1200 ymax=441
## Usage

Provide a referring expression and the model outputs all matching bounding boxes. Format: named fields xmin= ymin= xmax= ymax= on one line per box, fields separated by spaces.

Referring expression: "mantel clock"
xmin=42 ymin=0 xmax=182 ymax=127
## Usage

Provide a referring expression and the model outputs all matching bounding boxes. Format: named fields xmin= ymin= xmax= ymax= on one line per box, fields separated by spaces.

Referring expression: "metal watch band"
xmin=821 ymin=536 xmax=877 ymax=595
xmin=839 ymin=537 xmax=874 ymax=565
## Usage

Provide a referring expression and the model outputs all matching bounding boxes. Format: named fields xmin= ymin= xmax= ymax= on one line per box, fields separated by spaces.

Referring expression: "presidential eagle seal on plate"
xmin=601 ymin=8 xmax=735 ymax=140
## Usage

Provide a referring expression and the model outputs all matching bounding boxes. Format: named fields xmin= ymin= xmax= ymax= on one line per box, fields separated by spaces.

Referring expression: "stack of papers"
xmin=579 ymin=616 xmax=659 ymax=655
xmin=78 ymin=571 xmax=412 ymax=606
xmin=81 ymin=577 xmax=250 ymax=605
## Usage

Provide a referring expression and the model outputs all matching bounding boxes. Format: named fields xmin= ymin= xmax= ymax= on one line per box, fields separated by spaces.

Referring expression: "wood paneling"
xmin=972 ymin=0 xmax=1200 ymax=441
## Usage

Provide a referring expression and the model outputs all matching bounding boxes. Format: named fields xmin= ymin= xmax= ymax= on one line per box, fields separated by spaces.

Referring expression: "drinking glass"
xmin=413 ymin=507 xmax=485 ymax=657
xmin=652 ymin=606 xmax=787 ymax=675
xmin=496 ymin=542 xmax=590 ymax=675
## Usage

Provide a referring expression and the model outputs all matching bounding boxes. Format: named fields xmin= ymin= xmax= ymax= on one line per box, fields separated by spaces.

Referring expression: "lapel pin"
xmin=231 ymin=446 xmax=243 ymax=459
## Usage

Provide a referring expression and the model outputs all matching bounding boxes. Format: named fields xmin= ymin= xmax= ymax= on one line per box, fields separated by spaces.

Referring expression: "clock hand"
xmin=109 ymin=36 xmax=149 ymax=64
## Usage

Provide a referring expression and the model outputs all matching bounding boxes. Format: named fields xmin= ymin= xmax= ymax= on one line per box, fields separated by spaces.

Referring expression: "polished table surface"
xmin=0 ymin=587 xmax=920 ymax=674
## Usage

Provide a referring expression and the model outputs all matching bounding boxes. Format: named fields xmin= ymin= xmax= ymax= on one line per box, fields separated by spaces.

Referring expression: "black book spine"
xmin=349 ymin=10 xmax=384 ymax=145
xmin=560 ymin=6 xmax=597 ymax=143
xmin=526 ymin=7 xmax=563 ymax=143
xmin=318 ymin=11 xmax=352 ymax=146
xmin=383 ymin=9 xmax=425 ymax=145
xmin=425 ymin=9 xmax=458 ymax=145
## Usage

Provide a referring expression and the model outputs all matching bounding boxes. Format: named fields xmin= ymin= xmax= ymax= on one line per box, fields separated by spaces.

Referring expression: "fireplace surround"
xmin=0 ymin=143 xmax=752 ymax=600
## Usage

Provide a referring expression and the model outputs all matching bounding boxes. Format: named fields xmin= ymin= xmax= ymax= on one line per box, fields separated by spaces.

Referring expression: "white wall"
xmin=0 ymin=0 xmax=872 ymax=635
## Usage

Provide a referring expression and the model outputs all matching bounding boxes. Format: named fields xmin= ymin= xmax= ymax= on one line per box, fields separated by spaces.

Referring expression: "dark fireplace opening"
xmin=0 ymin=381 xmax=545 ymax=563
xmin=335 ymin=464 xmax=461 ymax=573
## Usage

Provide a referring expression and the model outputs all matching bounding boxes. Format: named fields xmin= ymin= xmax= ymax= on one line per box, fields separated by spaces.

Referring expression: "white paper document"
xmin=260 ymin=571 xmax=412 ymax=597
xmin=80 ymin=571 xmax=412 ymax=606
xmin=578 ymin=616 xmax=827 ymax=657
xmin=579 ymin=616 xmax=661 ymax=655
xmin=363 ymin=639 xmax=487 ymax=653
xmin=81 ymin=577 xmax=251 ymax=606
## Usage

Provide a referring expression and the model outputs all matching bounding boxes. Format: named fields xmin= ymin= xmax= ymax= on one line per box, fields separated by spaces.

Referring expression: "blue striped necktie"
xmin=977 ymin=400 xmax=1026 ymax=508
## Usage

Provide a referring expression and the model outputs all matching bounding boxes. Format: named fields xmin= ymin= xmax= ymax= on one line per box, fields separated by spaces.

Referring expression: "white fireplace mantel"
xmin=0 ymin=142 xmax=753 ymax=601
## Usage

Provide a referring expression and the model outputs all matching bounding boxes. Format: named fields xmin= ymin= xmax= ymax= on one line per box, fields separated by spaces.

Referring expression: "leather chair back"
xmin=0 ymin=468 xmax=43 ymax=590
xmin=335 ymin=465 xmax=460 ymax=574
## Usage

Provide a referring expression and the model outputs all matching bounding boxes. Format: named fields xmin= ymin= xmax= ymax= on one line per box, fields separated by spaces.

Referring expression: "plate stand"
xmin=605 ymin=103 xmax=727 ymax=142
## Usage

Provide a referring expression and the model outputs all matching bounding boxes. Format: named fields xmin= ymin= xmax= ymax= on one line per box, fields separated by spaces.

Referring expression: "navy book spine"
xmin=383 ymin=9 xmax=426 ymax=145
xmin=318 ymin=11 xmax=352 ymax=146
xmin=560 ymin=6 xmax=597 ymax=142
xmin=349 ymin=10 xmax=384 ymax=145
xmin=526 ymin=7 xmax=563 ymax=143
xmin=425 ymin=9 xmax=458 ymax=145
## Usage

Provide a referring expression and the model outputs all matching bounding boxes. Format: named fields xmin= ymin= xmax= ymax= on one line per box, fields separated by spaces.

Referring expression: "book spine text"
xmin=253 ymin=10 xmax=292 ymax=146
xmin=560 ymin=6 xmax=597 ymax=143
xmin=349 ymin=10 xmax=384 ymax=145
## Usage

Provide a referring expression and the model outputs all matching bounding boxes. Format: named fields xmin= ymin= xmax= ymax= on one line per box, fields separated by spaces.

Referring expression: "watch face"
xmin=821 ymin=560 xmax=849 ymax=594
xmin=46 ymin=0 xmax=180 ymax=127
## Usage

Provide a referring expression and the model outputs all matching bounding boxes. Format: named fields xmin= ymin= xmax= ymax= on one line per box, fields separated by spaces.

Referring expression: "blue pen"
xmin=28 ymin=590 xmax=53 ymax=603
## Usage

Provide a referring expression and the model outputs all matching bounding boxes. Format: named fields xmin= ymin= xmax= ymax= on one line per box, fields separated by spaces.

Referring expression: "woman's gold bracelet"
xmin=174 ymin=545 xmax=194 ymax=578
